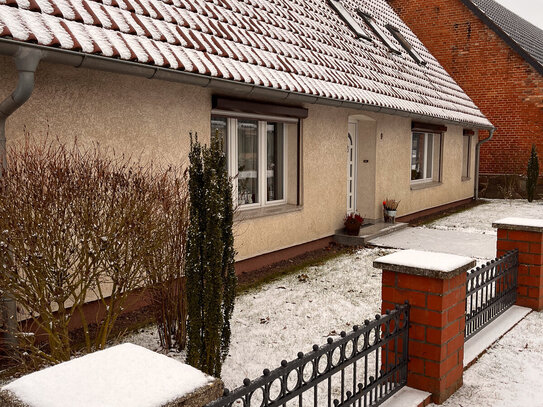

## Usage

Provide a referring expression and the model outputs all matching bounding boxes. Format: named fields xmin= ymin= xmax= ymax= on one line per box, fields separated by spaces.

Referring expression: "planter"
xmin=344 ymin=221 xmax=361 ymax=236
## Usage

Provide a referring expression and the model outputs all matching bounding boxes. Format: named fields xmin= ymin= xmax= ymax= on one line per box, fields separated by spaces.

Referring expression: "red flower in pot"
xmin=344 ymin=212 xmax=364 ymax=236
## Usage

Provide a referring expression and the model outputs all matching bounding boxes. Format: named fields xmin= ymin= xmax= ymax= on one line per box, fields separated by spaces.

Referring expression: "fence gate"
xmin=207 ymin=304 xmax=410 ymax=407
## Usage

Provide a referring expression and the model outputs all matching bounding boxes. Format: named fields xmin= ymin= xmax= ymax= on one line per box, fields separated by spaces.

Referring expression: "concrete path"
xmin=367 ymin=227 xmax=496 ymax=259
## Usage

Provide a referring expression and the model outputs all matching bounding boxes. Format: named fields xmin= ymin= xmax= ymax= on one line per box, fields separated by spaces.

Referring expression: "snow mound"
xmin=1 ymin=343 xmax=212 ymax=407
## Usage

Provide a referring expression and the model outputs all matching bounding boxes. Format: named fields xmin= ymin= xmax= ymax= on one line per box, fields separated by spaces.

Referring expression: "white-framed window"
xmin=462 ymin=134 xmax=471 ymax=179
xmin=411 ymin=132 xmax=442 ymax=183
xmin=211 ymin=114 xmax=290 ymax=209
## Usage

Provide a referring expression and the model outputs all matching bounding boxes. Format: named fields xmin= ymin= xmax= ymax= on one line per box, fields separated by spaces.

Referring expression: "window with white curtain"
xmin=211 ymin=114 xmax=295 ymax=209
xmin=411 ymin=132 xmax=442 ymax=183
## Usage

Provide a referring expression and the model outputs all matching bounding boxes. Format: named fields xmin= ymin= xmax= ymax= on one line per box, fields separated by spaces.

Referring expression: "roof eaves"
xmin=459 ymin=0 xmax=543 ymax=76
xmin=0 ymin=38 xmax=495 ymax=130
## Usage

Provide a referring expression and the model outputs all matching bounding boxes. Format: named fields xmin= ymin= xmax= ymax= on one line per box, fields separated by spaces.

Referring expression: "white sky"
xmin=493 ymin=0 xmax=543 ymax=30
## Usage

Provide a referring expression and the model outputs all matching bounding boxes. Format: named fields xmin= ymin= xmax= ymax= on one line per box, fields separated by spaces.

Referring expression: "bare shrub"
xmin=498 ymin=174 xmax=519 ymax=204
xmin=0 ymin=135 xmax=190 ymax=366
xmin=143 ymin=173 xmax=190 ymax=351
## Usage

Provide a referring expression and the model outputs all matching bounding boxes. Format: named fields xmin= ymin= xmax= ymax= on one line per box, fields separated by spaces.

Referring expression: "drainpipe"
xmin=474 ymin=128 xmax=495 ymax=200
xmin=0 ymin=47 xmax=41 ymax=351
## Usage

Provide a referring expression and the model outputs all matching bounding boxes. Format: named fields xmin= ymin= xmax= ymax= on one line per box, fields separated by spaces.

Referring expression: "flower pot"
xmin=344 ymin=221 xmax=361 ymax=236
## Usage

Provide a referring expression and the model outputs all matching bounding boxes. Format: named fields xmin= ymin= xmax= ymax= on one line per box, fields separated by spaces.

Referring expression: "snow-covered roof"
xmin=1 ymin=343 xmax=214 ymax=407
xmin=0 ymin=0 xmax=493 ymax=128
xmin=461 ymin=0 xmax=543 ymax=75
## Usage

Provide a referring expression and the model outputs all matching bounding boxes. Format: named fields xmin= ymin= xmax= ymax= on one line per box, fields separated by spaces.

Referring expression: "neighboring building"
xmin=0 ymin=0 xmax=492 ymax=271
xmin=388 ymin=0 xmax=543 ymax=195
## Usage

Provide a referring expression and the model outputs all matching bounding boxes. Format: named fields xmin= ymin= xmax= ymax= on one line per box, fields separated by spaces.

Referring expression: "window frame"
xmin=211 ymin=112 xmax=290 ymax=210
xmin=411 ymin=131 xmax=442 ymax=185
xmin=386 ymin=24 xmax=427 ymax=65
xmin=328 ymin=0 xmax=372 ymax=41
xmin=358 ymin=11 xmax=401 ymax=54
xmin=462 ymin=134 xmax=472 ymax=180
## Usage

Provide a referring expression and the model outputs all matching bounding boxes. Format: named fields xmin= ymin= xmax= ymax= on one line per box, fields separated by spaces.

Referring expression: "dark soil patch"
xmin=236 ymin=242 xmax=355 ymax=294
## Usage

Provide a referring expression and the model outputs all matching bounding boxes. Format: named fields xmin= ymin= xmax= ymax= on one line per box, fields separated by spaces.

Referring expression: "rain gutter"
xmin=0 ymin=39 xmax=495 ymax=131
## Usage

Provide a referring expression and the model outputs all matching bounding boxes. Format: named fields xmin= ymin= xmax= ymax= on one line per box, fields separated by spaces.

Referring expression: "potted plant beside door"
xmin=344 ymin=212 xmax=364 ymax=236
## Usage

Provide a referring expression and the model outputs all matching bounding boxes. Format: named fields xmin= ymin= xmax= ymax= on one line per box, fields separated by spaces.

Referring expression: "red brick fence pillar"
xmin=374 ymin=250 xmax=475 ymax=404
xmin=493 ymin=218 xmax=543 ymax=311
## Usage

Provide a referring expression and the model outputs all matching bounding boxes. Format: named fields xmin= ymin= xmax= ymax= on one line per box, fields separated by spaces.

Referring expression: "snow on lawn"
xmin=431 ymin=311 xmax=543 ymax=407
xmin=423 ymin=199 xmax=543 ymax=235
xmin=122 ymin=247 xmax=393 ymax=392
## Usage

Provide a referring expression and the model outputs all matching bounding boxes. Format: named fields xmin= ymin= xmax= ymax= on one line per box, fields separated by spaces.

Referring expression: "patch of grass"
xmin=236 ymin=246 xmax=355 ymax=295
xmin=410 ymin=199 xmax=490 ymax=227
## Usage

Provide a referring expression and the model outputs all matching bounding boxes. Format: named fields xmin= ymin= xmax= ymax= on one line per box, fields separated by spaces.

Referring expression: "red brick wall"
xmin=389 ymin=0 xmax=543 ymax=176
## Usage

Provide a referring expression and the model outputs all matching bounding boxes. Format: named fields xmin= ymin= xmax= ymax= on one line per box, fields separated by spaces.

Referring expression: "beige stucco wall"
xmin=0 ymin=56 xmax=476 ymax=262
xmin=366 ymin=111 xmax=476 ymax=219
xmin=0 ymin=56 xmax=212 ymax=164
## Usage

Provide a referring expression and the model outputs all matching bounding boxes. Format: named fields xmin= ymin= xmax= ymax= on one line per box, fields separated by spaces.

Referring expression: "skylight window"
xmin=358 ymin=11 xmax=401 ymax=54
xmin=328 ymin=0 xmax=372 ymax=41
xmin=386 ymin=24 xmax=427 ymax=65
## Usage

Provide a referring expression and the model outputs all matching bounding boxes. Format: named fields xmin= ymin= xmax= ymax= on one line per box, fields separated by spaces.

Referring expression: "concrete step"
xmin=334 ymin=222 xmax=408 ymax=246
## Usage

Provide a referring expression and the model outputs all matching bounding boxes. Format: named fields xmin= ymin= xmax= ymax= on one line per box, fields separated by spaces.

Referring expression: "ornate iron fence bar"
xmin=465 ymin=250 xmax=518 ymax=341
xmin=206 ymin=304 xmax=410 ymax=407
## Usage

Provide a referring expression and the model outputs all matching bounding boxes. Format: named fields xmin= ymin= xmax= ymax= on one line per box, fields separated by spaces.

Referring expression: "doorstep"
xmin=333 ymin=222 xmax=408 ymax=246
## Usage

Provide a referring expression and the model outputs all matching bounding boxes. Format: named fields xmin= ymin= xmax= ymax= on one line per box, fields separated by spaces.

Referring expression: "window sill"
xmin=461 ymin=176 xmax=471 ymax=182
xmin=410 ymin=181 xmax=442 ymax=191
xmin=234 ymin=204 xmax=302 ymax=221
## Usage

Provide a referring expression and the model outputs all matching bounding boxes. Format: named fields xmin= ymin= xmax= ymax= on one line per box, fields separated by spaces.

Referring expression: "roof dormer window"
xmin=328 ymin=0 xmax=371 ymax=41
xmin=358 ymin=11 xmax=401 ymax=54
xmin=386 ymin=24 xmax=427 ymax=65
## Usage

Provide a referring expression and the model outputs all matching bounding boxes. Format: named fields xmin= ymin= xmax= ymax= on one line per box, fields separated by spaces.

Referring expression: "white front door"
xmin=347 ymin=122 xmax=357 ymax=213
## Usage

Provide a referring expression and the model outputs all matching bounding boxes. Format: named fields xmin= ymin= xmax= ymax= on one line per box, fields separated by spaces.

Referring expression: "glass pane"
xmin=266 ymin=122 xmax=284 ymax=201
xmin=426 ymin=134 xmax=433 ymax=179
xmin=238 ymin=119 xmax=259 ymax=205
xmin=411 ymin=133 xmax=425 ymax=180
xmin=211 ymin=116 xmax=227 ymax=153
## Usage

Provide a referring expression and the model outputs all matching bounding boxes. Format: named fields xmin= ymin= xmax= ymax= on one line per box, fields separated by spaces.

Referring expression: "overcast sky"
xmin=493 ymin=0 xmax=543 ymax=30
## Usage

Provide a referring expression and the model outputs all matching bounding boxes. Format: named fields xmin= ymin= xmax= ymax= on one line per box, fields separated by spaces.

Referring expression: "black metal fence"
xmin=465 ymin=250 xmax=518 ymax=341
xmin=207 ymin=304 xmax=410 ymax=407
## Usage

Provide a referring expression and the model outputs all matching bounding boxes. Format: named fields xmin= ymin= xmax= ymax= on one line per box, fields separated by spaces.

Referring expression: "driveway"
xmin=368 ymin=226 xmax=496 ymax=259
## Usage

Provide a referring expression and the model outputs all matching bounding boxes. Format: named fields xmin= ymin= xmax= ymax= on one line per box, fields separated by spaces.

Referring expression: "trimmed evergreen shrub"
xmin=185 ymin=133 xmax=236 ymax=377
xmin=527 ymin=144 xmax=540 ymax=202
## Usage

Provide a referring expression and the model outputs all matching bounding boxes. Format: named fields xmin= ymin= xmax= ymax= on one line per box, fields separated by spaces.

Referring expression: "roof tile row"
xmin=0 ymin=0 xmax=493 ymax=127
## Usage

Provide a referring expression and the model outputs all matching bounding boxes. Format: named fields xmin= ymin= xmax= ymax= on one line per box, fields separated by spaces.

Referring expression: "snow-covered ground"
xmin=122 ymin=247 xmax=393 ymax=393
xmin=122 ymin=199 xmax=543 ymax=404
xmin=433 ymin=311 xmax=543 ymax=407
xmin=422 ymin=199 xmax=543 ymax=235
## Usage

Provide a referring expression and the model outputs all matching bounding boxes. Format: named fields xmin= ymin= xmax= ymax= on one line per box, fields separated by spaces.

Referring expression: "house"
xmin=0 ymin=0 xmax=492 ymax=272
xmin=388 ymin=0 xmax=543 ymax=197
